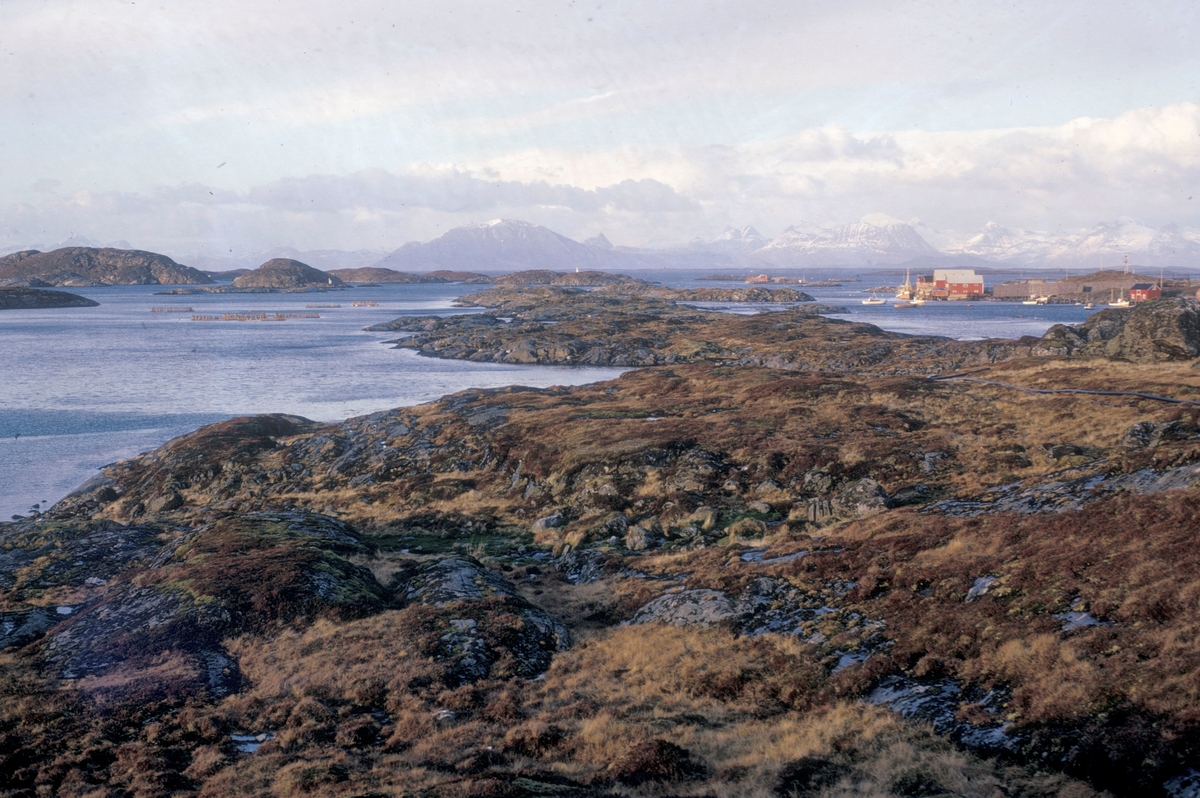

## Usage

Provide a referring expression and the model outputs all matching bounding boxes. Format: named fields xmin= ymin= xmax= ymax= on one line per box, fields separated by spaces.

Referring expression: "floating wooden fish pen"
xmin=190 ymin=312 xmax=321 ymax=322
xmin=306 ymin=303 xmax=341 ymax=308
xmin=151 ymin=307 xmax=194 ymax=312
xmin=351 ymin=301 xmax=380 ymax=307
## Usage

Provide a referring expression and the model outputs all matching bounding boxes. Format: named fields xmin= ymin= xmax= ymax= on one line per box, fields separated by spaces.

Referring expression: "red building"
xmin=916 ymin=269 xmax=985 ymax=300
xmin=1130 ymin=283 xmax=1161 ymax=302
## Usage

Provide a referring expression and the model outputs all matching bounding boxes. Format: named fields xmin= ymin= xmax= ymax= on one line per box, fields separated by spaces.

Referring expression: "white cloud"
xmin=5 ymin=102 xmax=1200 ymax=254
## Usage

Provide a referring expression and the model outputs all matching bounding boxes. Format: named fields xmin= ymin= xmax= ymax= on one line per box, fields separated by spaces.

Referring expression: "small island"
xmin=0 ymin=287 xmax=99 ymax=309
xmin=157 ymin=257 xmax=349 ymax=294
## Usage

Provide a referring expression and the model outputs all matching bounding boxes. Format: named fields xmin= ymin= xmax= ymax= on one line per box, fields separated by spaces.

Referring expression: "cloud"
xmin=238 ymin=170 xmax=697 ymax=215
xmin=3 ymin=103 xmax=1198 ymax=255
xmin=0 ymin=170 xmax=700 ymax=254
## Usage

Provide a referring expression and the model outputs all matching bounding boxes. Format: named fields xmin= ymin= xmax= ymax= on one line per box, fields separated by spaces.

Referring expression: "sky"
xmin=1 ymin=0 xmax=1198 ymax=257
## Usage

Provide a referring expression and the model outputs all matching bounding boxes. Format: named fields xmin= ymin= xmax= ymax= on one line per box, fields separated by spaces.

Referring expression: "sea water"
xmin=0 ymin=269 xmax=1119 ymax=518
xmin=0 ymin=282 xmax=623 ymax=518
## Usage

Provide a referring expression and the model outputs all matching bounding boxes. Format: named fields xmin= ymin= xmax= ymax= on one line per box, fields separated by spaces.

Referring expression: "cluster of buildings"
xmin=743 ymin=266 xmax=1173 ymax=303
xmin=991 ymin=271 xmax=1162 ymax=302
xmin=914 ymin=269 xmax=985 ymax=300
xmin=913 ymin=268 xmax=1166 ymax=303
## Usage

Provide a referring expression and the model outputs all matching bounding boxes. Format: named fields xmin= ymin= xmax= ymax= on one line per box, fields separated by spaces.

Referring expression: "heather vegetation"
xmin=3 ymin=292 xmax=1200 ymax=796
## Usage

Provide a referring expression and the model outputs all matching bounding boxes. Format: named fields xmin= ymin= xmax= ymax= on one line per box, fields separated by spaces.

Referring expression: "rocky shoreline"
xmin=3 ymin=292 xmax=1200 ymax=796
xmin=368 ymin=286 xmax=1200 ymax=372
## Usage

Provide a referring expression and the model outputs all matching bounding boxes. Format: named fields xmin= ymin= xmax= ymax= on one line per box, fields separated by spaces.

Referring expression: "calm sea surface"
xmin=0 ymin=267 xmax=1113 ymax=518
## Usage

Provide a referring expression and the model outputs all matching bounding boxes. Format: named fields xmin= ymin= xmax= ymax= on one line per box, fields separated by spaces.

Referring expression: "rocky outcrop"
xmin=0 ymin=607 xmax=59 ymax=650
xmin=0 ymin=287 xmax=99 ymax=309
xmin=0 ymin=519 xmax=165 ymax=597
xmin=1121 ymin=420 xmax=1196 ymax=449
xmin=929 ymin=461 xmax=1200 ymax=516
xmin=37 ymin=512 xmax=383 ymax=697
xmin=232 ymin=258 xmax=346 ymax=289
xmin=0 ymin=247 xmax=211 ymax=286
xmin=632 ymin=576 xmax=837 ymax=637
xmin=832 ymin=478 xmax=892 ymax=518
xmin=1039 ymin=298 xmax=1200 ymax=362
xmin=398 ymin=556 xmax=570 ymax=682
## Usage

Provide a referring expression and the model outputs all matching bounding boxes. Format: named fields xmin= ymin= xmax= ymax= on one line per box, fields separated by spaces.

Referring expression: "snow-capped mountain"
xmin=358 ymin=216 xmax=1200 ymax=276
xmin=698 ymin=225 xmax=769 ymax=255
xmin=943 ymin=221 xmax=1051 ymax=263
xmin=943 ymin=217 xmax=1200 ymax=269
xmin=757 ymin=215 xmax=939 ymax=266
xmin=583 ymin=232 xmax=614 ymax=250
xmin=372 ymin=219 xmax=626 ymax=273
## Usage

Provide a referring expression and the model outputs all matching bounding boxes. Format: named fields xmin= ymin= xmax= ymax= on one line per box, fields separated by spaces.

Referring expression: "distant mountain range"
xmin=3 ymin=216 xmax=1197 ymax=284
xmin=372 ymin=219 xmax=625 ymax=273
xmin=362 ymin=216 xmax=1200 ymax=274
xmin=939 ymin=218 xmax=1200 ymax=270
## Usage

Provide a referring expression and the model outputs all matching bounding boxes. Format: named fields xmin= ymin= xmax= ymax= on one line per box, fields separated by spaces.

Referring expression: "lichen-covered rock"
xmin=599 ymin=512 xmax=629 ymax=537
xmin=555 ymin=548 xmax=608 ymax=584
xmin=531 ymin=513 xmax=566 ymax=534
xmin=0 ymin=607 xmax=59 ymax=650
xmin=44 ymin=584 xmax=242 ymax=695
xmin=632 ymin=577 xmax=830 ymax=637
xmin=833 ymin=478 xmax=891 ymax=518
xmin=802 ymin=469 xmax=835 ymax=495
xmin=1047 ymin=298 xmax=1200 ymax=362
xmin=0 ymin=519 xmax=167 ymax=597
xmin=929 ymin=461 xmax=1200 ymax=516
xmin=1121 ymin=420 xmax=1194 ymax=449
xmin=1103 ymin=298 xmax=1200 ymax=361
xmin=624 ymin=524 xmax=661 ymax=551
xmin=403 ymin=556 xmax=525 ymax=606
xmin=399 ymin=556 xmax=571 ymax=683
xmin=631 ymin=588 xmax=737 ymax=626
xmin=39 ymin=512 xmax=383 ymax=698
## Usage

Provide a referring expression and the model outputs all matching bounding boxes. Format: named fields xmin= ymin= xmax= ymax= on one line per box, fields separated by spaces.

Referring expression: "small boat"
xmin=1021 ymin=298 xmax=1040 ymax=305
xmin=1109 ymin=298 xmax=1131 ymax=308
xmin=862 ymin=293 xmax=885 ymax=305
xmin=1084 ymin=302 xmax=1094 ymax=309
xmin=910 ymin=298 xmax=926 ymax=306
xmin=893 ymin=301 xmax=917 ymax=309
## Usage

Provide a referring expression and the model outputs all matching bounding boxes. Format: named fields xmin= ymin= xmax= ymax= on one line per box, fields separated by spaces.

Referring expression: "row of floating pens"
xmin=190 ymin=312 xmax=322 ymax=322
